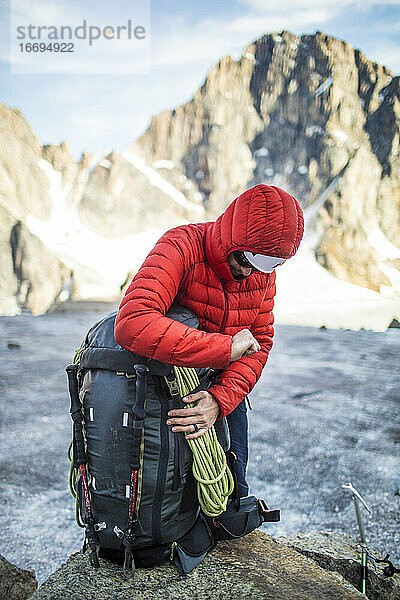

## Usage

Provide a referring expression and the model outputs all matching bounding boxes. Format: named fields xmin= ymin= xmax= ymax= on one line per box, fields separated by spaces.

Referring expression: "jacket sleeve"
xmin=207 ymin=272 xmax=276 ymax=418
xmin=114 ymin=232 xmax=232 ymax=369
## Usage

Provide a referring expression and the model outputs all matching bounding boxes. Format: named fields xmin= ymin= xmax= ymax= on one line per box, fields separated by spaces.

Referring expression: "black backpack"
xmin=66 ymin=304 xmax=280 ymax=574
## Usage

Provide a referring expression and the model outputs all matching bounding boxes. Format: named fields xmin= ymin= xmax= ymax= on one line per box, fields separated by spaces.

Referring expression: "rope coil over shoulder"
xmin=171 ymin=366 xmax=234 ymax=517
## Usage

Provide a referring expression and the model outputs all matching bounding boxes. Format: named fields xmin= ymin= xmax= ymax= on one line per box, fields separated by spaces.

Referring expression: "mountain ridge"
xmin=0 ymin=29 xmax=399 ymax=323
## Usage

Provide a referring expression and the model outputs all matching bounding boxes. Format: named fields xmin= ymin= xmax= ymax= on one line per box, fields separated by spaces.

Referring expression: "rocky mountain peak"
xmin=135 ymin=30 xmax=400 ymax=298
xmin=0 ymin=30 xmax=399 ymax=317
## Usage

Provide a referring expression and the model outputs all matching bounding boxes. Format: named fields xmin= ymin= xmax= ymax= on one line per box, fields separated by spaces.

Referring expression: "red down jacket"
xmin=115 ymin=184 xmax=304 ymax=418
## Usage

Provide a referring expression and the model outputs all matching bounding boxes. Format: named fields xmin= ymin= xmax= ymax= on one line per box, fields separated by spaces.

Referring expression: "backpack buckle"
xmin=116 ymin=372 xmax=136 ymax=379
xmin=113 ymin=525 xmax=124 ymax=539
xmin=165 ymin=374 xmax=180 ymax=397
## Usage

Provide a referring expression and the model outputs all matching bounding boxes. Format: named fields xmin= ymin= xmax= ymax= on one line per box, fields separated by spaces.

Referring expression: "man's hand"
xmin=230 ymin=329 xmax=260 ymax=362
xmin=166 ymin=391 xmax=220 ymax=439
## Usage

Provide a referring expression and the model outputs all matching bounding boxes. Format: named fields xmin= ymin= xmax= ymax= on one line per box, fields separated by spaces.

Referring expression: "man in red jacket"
xmin=115 ymin=184 xmax=304 ymax=496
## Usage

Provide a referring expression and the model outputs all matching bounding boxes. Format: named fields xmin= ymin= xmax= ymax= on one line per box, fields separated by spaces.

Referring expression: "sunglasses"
xmin=232 ymin=251 xmax=287 ymax=273
xmin=232 ymin=251 xmax=254 ymax=269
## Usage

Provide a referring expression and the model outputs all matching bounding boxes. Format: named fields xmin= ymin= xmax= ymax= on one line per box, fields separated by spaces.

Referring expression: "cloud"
xmin=365 ymin=37 xmax=400 ymax=73
xmin=11 ymin=0 xmax=67 ymax=23
xmin=247 ymin=0 xmax=400 ymax=9
xmin=149 ymin=0 xmax=400 ymax=77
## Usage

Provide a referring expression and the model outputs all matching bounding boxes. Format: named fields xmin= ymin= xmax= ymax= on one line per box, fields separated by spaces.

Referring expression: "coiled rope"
xmin=67 ymin=365 xmax=233 ymax=524
xmin=172 ymin=366 xmax=234 ymax=516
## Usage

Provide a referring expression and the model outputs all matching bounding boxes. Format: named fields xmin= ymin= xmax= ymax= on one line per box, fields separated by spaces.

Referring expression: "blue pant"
xmin=226 ymin=399 xmax=249 ymax=497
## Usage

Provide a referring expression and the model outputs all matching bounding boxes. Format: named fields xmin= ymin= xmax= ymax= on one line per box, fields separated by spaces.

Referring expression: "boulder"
xmin=388 ymin=318 xmax=400 ymax=329
xmin=278 ymin=530 xmax=400 ymax=600
xmin=30 ymin=531 xmax=365 ymax=600
xmin=0 ymin=554 xmax=37 ymax=600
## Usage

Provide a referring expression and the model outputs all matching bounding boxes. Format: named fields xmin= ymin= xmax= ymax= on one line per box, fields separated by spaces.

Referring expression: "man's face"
xmin=227 ymin=251 xmax=254 ymax=280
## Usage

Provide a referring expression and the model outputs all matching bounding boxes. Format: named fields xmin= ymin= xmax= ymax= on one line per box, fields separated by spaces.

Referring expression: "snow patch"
xmin=378 ymin=263 xmax=400 ymax=297
xmin=368 ymin=228 xmax=400 ymax=260
xmin=152 ymin=159 xmax=175 ymax=170
xmin=284 ymin=164 xmax=294 ymax=175
xmin=303 ymin=174 xmax=343 ymax=247
xmin=254 ymin=147 xmax=269 ymax=158
xmin=98 ymin=159 xmax=111 ymax=169
xmin=87 ymin=149 xmax=113 ymax=174
xmin=368 ymin=228 xmax=400 ymax=297
xmin=122 ymin=151 xmax=204 ymax=214
xmin=314 ymin=77 xmax=333 ymax=96
xmin=243 ymin=52 xmax=256 ymax=63
xmin=275 ymin=246 xmax=400 ymax=331
xmin=306 ymin=125 xmax=324 ymax=136
xmin=26 ymin=158 xmax=163 ymax=299
xmin=331 ymin=129 xmax=347 ymax=142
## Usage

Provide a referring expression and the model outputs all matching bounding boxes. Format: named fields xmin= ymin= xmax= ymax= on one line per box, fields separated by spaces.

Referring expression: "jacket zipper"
xmin=151 ymin=379 xmax=169 ymax=546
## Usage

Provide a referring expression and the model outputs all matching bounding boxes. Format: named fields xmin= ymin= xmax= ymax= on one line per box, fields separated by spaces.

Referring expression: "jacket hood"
xmin=205 ymin=184 xmax=304 ymax=281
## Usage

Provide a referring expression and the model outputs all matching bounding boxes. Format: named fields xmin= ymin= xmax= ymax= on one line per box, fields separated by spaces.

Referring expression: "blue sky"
xmin=1 ymin=0 xmax=399 ymax=161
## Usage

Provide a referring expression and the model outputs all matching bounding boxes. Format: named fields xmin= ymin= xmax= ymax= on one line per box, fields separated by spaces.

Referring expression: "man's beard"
xmin=229 ymin=267 xmax=248 ymax=281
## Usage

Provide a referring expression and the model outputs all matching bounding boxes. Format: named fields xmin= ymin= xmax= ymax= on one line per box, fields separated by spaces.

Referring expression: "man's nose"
xmin=241 ymin=266 xmax=252 ymax=277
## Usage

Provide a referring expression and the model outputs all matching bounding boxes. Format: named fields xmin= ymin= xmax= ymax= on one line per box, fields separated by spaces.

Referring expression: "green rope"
xmin=67 ymin=441 xmax=85 ymax=527
xmin=171 ymin=366 xmax=234 ymax=517
xmin=67 ymin=350 xmax=85 ymax=527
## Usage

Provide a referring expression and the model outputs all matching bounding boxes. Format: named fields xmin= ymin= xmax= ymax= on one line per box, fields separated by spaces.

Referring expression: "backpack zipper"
xmin=170 ymin=541 xmax=177 ymax=560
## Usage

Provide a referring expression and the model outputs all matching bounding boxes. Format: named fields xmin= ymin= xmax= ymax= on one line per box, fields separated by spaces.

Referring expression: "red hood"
xmin=205 ymin=184 xmax=304 ymax=281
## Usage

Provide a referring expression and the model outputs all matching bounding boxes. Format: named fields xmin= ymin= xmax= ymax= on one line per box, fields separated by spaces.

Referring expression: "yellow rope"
xmin=171 ymin=366 xmax=234 ymax=516
xmin=67 ymin=440 xmax=85 ymax=528
xmin=67 ymin=365 xmax=233 ymax=523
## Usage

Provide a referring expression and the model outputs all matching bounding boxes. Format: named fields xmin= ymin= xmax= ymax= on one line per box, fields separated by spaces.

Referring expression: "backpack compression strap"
xmin=66 ymin=364 xmax=100 ymax=568
xmin=123 ymin=364 xmax=149 ymax=572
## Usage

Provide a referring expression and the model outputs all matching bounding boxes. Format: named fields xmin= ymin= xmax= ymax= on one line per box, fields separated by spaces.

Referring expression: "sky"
xmin=1 ymin=0 xmax=399 ymax=161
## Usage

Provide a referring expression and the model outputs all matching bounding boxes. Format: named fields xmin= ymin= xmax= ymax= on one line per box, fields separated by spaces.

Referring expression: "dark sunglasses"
xmin=232 ymin=251 xmax=255 ymax=270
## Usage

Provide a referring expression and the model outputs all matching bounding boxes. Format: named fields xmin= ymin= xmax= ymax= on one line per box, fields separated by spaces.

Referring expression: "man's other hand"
xmin=166 ymin=390 xmax=220 ymax=439
xmin=230 ymin=329 xmax=260 ymax=361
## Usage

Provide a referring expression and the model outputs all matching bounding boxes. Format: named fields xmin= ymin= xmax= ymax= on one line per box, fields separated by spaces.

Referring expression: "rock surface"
xmin=0 ymin=554 xmax=37 ymax=600
xmin=388 ymin=318 xmax=400 ymax=329
xmin=279 ymin=530 xmax=400 ymax=600
xmin=30 ymin=531 xmax=365 ymax=600
xmin=0 ymin=104 xmax=70 ymax=315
